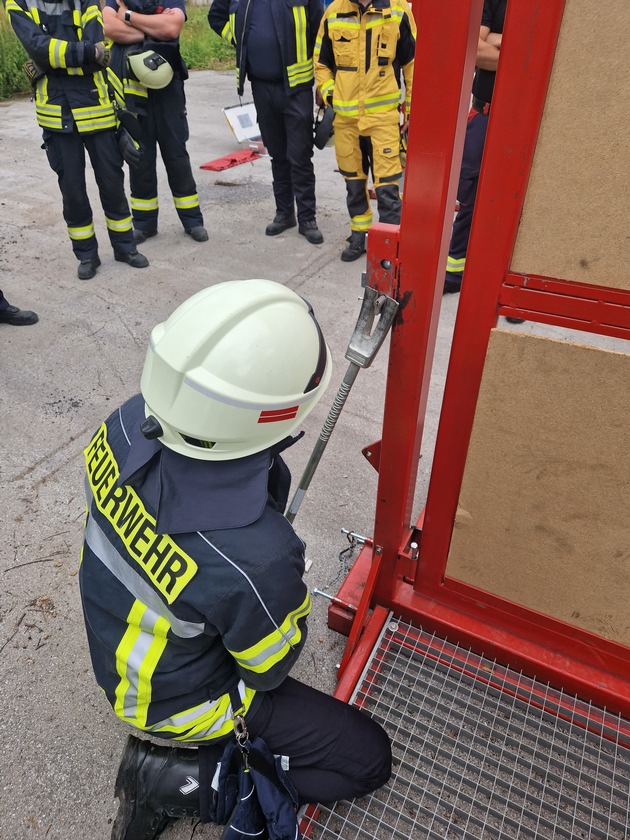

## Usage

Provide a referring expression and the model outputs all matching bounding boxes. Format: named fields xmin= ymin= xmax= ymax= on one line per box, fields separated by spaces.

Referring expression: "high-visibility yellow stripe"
xmin=114 ymin=600 xmax=145 ymax=720
xmin=173 ymin=194 xmax=199 ymax=210
xmin=125 ymin=80 xmax=148 ymax=99
xmin=351 ymin=212 xmax=373 ymax=232
xmin=321 ymin=79 xmax=334 ymax=99
xmin=136 ymin=615 xmax=170 ymax=724
xmin=292 ymin=6 xmax=307 ymax=65
xmin=147 ymin=683 xmax=258 ymax=741
xmin=114 ymin=602 xmax=170 ymax=727
xmin=446 ymin=256 xmax=466 ymax=273
xmin=229 ymin=592 xmax=311 ymax=673
xmin=75 ymin=114 xmax=117 ymax=132
xmin=68 ymin=223 xmax=96 ymax=241
xmin=106 ymin=215 xmax=133 ymax=233
xmin=49 ymin=38 xmax=68 ymax=69
xmin=287 ymin=59 xmax=314 ymax=87
xmin=82 ymin=6 xmax=100 ymax=26
xmin=131 ymin=196 xmax=159 ymax=212
xmin=94 ymin=70 xmax=109 ymax=103
xmin=327 ymin=18 xmax=360 ymax=30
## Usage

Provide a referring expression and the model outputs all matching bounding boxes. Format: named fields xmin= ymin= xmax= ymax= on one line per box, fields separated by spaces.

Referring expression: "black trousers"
xmin=131 ymin=77 xmax=204 ymax=233
xmin=198 ymin=677 xmax=391 ymax=814
xmin=445 ymin=110 xmax=489 ymax=289
xmin=251 ymin=79 xmax=317 ymax=224
xmin=43 ymin=127 xmax=136 ymax=261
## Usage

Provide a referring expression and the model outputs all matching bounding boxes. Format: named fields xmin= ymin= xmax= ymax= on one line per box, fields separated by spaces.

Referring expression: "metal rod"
xmin=286 ymin=287 xmax=398 ymax=524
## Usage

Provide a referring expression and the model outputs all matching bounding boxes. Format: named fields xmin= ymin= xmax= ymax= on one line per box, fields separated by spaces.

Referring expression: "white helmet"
xmin=140 ymin=279 xmax=332 ymax=460
xmin=127 ymin=49 xmax=174 ymax=89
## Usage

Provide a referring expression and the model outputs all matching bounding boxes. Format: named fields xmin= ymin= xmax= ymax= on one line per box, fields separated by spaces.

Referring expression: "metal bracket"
xmin=345 ymin=286 xmax=399 ymax=369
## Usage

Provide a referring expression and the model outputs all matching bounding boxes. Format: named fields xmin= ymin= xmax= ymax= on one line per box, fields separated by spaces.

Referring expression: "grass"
xmin=0 ymin=4 xmax=234 ymax=100
xmin=0 ymin=6 xmax=30 ymax=99
xmin=181 ymin=5 xmax=236 ymax=70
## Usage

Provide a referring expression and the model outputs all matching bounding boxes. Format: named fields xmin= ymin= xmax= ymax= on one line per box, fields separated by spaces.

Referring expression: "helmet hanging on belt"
xmin=126 ymin=49 xmax=174 ymax=89
xmin=313 ymin=106 xmax=335 ymax=150
xmin=140 ymin=279 xmax=332 ymax=460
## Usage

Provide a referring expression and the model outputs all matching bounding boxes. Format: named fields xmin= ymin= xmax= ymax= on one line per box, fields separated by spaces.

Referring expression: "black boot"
xmin=111 ymin=735 xmax=200 ymax=840
xmin=265 ymin=213 xmax=296 ymax=236
xmin=341 ymin=231 xmax=367 ymax=262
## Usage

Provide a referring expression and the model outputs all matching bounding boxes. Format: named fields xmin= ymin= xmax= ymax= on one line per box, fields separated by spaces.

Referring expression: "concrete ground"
xmin=1 ymin=69 xmax=622 ymax=840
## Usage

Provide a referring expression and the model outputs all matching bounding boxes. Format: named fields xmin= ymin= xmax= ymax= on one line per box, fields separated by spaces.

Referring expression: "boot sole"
xmin=112 ymin=738 xmax=141 ymax=840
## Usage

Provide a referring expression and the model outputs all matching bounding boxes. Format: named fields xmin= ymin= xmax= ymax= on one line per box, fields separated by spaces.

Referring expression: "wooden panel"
xmin=446 ymin=330 xmax=630 ymax=645
xmin=510 ymin=1 xmax=630 ymax=289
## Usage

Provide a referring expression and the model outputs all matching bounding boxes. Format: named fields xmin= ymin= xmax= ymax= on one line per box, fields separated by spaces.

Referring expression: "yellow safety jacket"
xmin=314 ymin=0 xmax=416 ymax=129
xmin=6 ymin=0 xmax=116 ymax=134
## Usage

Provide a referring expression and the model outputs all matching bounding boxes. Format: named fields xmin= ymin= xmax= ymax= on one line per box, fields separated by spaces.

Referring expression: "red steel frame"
xmin=333 ymin=0 xmax=630 ymax=716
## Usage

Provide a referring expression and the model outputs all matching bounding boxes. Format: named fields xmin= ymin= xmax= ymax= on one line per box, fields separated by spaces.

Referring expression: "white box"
xmin=222 ymin=102 xmax=261 ymax=144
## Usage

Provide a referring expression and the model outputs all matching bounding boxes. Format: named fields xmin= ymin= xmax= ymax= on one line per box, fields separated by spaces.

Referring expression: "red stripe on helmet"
xmin=258 ymin=406 xmax=299 ymax=423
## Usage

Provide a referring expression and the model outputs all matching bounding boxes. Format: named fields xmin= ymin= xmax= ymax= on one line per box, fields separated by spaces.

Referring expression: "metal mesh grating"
xmin=301 ymin=617 xmax=630 ymax=839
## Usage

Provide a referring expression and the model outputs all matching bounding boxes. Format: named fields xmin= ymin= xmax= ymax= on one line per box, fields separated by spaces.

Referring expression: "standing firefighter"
xmin=314 ymin=0 xmax=416 ymax=261
xmin=5 ymin=0 xmax=149 ymax=280
xmin=208 ymin=0 xmax=325 ymax=245
xmin=79 ymin=279 xmax=392 ymax=840
xmin=103 ymin=0 xmax=208 ymax=245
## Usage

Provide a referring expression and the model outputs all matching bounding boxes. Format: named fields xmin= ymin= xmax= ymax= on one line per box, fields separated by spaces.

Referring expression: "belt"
xmin=472 ymin=95 xmax=490 ymax=115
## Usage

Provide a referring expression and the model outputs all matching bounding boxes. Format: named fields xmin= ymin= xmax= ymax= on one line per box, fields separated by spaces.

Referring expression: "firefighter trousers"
xmin=251 ymin=79 xmax=317 ymax=224
xmin=334 ymin=113 xmax=402 ymax=233
xmin=198 ymin=676 xmax=392 ymax=814
xmin=43 ymin=127 xmax=136 ymax=261
xmin=445 ymin=110 xmax=489 ymax=290
xmin=130 ymin=77 xmax=204 ymax=234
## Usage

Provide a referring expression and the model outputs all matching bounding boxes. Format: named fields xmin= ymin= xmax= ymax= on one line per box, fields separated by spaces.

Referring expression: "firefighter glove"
xmin=23 ymin=59 xmax=45 ymax=85
xmin=117 ymin=127 xmax=141 ymax=168
xmin=94 ymin=42 xmax=111 ymax=67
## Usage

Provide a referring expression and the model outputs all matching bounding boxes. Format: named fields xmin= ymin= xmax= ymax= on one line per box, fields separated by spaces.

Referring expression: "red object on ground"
xmin=200 ymin=149 xmax=261 ymax=171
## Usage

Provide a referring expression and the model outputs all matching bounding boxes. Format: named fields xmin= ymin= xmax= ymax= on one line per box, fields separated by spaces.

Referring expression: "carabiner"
xmin=234 ymin=714 xmax=249 ymax=747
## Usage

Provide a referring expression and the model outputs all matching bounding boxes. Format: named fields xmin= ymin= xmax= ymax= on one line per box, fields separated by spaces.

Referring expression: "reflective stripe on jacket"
xmin=6 ymin=0 xmax=116 ymax=133
xmin=208 ymin=0 xmax=323 ymax=97
xmin=314 ymin=0 xmax=415 ymax=126
xmin=79 ymin=395 xmax=311 ymax=742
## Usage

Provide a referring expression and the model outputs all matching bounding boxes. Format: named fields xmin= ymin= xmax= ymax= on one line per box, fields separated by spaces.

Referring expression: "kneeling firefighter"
xmin=79 ymin=279 xmax=392 ymax=839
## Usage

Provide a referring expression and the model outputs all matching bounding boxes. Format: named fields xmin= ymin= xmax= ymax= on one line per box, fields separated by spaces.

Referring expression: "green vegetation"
xmin=181 ymin=5 xmax=236 ymax=70
xmin=0 ymin=6 xmax=30 ymax=99
xmin=0 ymin=4 xmax=234 ymax=101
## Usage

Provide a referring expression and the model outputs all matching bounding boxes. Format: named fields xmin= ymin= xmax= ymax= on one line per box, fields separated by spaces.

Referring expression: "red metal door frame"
xmin=337 ymin=0 xmax=484 ymax=674
xmin=337 ymin=0 xmax=630 ymax=716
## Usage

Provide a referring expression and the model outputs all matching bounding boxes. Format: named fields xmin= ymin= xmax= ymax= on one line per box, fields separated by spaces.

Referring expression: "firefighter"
xmin=79 ymin=279 xmax=392 ymax=840
xmin=208 ymin=0 xmax=324 ymax=245
xmin=103 ymin=0 xmax=208 ymax=245
xmin=5 ymin=0 xmax=149 ymax=281
xmin=315 ymin=0 xmax=416 ymax=261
